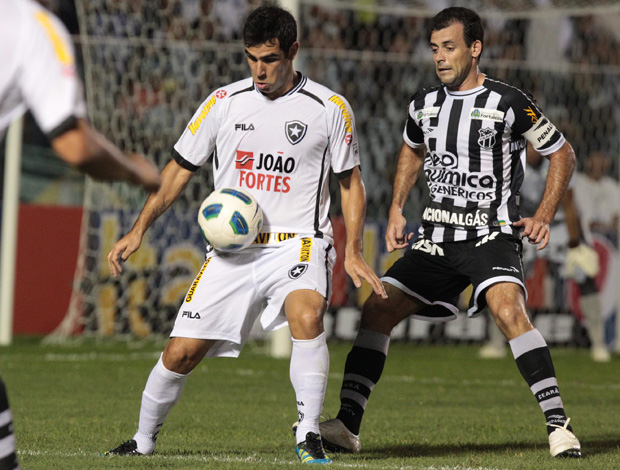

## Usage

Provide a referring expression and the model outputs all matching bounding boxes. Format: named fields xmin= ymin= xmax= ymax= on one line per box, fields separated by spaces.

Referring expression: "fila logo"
xmin=236 ymin=150 xmax=254 ymax=169
xmin=181 ymin=310 xmax=201 ymax=319
xmin=235 ymin=123 xmax=255 ymax=131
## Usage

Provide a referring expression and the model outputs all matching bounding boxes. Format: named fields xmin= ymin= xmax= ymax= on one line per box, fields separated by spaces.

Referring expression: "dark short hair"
xmin=243 ymin=4 xmax=297 ymax=56
xmin=429 ymin=7 xmax=484 ymax=58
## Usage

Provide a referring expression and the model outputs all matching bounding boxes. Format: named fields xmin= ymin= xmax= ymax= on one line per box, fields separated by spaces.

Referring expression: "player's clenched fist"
xmin=385 ymin=206 xmax=413 ymax=253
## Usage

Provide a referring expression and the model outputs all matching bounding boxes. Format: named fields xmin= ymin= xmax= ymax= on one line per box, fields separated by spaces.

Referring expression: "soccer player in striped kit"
xmin=104 ymin=5 xmax=385 ymax=464
xmin=320 ymin=7 xmax=581 ymax=459
xmin=0 ymin=1 xmax=161 ymax=468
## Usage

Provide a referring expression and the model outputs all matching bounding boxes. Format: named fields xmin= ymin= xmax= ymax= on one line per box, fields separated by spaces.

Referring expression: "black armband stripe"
xmin=47 ymin=115 xmax=79 ymax=140
xmin=173 ymin=150 xmax=200 ymax=172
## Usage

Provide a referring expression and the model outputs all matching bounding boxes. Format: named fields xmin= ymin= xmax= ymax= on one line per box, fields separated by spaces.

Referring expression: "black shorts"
xmin=382 ymin=233 xmax=526 ymax=322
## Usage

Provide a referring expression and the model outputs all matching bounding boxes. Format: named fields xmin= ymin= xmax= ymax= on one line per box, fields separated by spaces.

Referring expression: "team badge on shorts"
xmin=289 ymin=263 xmax=308 ymax=279
xmin=285 ymin=121 xmax=308 ymax=145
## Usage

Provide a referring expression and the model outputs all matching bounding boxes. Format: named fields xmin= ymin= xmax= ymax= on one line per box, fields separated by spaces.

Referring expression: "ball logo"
xmin=215 ymin=89 xmax=227 ymax=99
xmin=288 ymin=263 xmax=308 ymax=279
xmin=286 ymin=120 xmax=308 ymax=145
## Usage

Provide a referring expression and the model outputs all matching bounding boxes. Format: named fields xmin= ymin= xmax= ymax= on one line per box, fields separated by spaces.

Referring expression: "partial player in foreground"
xmin=319 ymin=7 xmax=581 ymax=459
xmin=103 ymin=5 xmax=385 ymax=465
xmin=0 ymin=1 xmax=161 ymax=469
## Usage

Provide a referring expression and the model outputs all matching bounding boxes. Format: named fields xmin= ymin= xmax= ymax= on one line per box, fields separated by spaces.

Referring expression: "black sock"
xmin=336 ymin=329 xmax=389 ymax=435
xmin=509 ymin=329 xmax=572 ymax=435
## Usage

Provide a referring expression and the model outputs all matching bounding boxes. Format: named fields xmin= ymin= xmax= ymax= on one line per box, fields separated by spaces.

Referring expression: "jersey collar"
xmin=253 ymin=72 xmax=307 ymax=98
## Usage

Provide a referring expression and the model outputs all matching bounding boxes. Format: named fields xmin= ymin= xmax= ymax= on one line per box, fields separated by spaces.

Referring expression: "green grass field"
xmin=1 ymin=337 xmax=618 ymax=469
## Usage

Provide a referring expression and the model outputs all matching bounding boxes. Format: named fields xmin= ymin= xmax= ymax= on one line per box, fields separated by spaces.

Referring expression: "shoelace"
xmin=549 ymin=417 xmax=572 ymax=432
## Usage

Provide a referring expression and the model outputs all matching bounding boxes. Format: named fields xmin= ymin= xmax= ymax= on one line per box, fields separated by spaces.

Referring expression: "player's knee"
xmin=162 ymin=339 xmax=208 ymax=374
xmin=492 ymin=305 xmax=533 ymax=339
xmin=359 ymin=292 xmax=399 ymax=334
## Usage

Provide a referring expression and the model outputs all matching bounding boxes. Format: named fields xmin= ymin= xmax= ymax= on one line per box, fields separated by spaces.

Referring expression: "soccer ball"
xmin=198 ymin=187 xmax=263 ymax=252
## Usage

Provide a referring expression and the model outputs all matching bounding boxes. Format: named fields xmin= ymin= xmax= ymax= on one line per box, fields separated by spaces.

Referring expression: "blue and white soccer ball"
xmin=198 ymin=187 xmax=263 ymax=252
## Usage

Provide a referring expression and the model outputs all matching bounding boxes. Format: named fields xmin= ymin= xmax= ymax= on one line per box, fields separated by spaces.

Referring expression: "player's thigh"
xmin=284 ymin=289 xmax=328 ymax=339
xmin=485 ymin=282 xmax=533 ymax=340
xmin=359 ymin=283 xmax=426 ymax=334
xmin=458 ymin=234 xmax=527 ymax=316
xmin=171 ymin=252 xmax=263 ymax=348
xmin=258 ymin=237 xmax=335 ymax=332
xmin=380 ymin=243 xmax=468 ymax=323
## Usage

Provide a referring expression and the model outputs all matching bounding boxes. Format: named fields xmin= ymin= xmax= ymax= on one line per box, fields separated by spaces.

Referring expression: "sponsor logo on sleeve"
xmin=35 ymin=11 xmax=74 ymax=66
xmin=285 ymin=121 xmax=308 ymax=145
xmin=328 ymin=95 xmax=353 ymax=145
xmin=415 ymin=107 xmax=440 ymax=120
xmin=188 ymin=95 xmax=217 ymax=136
xmin=215 ymin=90 xmax=227 ymax=99
xmin=470 ymin=108 xmax=505 ymax=122
xmin=523 ymin=106 xmax=539 ymax=124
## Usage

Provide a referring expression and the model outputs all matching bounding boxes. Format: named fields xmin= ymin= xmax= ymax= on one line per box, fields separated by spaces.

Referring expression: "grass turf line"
xmin=0 ymin=337 xmax=618 ymax=469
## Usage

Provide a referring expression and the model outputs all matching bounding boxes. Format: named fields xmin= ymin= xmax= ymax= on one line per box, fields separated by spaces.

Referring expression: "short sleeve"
xmin=508 ymin=91 xmax=565 ymax=156
xmin=403 ymin=98 xmax=425 ymax=148
xmin=19 ymin=8 xmax=86 ymax=137
xmin=173 ymin=91 xmax=222 ymax=169
xmin=327 ymin=94 xmax=360 ymax=173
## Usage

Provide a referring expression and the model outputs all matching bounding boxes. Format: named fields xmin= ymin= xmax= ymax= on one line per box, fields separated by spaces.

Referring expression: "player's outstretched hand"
xmin=385 ymin=208 xmax=414 ymax=253
xmin=127 ymin=153 xmax=161 ymax=192
xmin=344 ymin=252 xmax=388 ymax=299
xmin=107 ymin=231 xmax=144 ymax=278
xmin=513 ymin=216 xmax=550 ymax=250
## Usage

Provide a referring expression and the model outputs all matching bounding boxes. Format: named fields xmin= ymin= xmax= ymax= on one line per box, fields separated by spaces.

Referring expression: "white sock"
xmin=133 ymin=355 xmax=188 ymax=454
xmin=290 ymin=332 xmax=329 ymax=444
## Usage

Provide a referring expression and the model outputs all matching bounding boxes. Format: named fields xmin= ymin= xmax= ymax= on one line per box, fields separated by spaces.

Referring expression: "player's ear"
xmin=471 ymin=40 xmax=482 ymax=60
xmin=287 ymin=42 xmax=300 ymax=61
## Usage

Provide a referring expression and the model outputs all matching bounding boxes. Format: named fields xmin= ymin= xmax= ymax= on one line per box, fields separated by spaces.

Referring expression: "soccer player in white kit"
xmin=104 ymin=5 xmax=385 ymax=464
xmin=0 ymin=2 xmax=161 ymax=469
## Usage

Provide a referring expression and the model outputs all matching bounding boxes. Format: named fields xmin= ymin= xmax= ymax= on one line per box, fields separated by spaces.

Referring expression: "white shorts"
xmin=170 ymin=236 xmax=335 ymax=357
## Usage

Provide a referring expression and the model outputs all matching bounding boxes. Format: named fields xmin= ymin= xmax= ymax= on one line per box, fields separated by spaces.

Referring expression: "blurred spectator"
xmin=573 ymin=152 xmax=620 ymax=244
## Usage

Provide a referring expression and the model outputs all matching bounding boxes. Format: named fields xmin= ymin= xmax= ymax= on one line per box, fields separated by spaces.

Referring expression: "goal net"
xmin=48 ymin=0 xmax=620 ymax=347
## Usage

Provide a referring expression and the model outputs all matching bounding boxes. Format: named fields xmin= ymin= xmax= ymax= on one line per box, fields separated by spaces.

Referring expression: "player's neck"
xmin=267 ymin=70 xmax=299 ymax=101
xmin=448 ymin=68 xmax=485 ymax=92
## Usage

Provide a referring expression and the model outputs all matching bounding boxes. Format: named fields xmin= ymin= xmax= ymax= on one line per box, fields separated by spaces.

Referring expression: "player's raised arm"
xmin=107 ymin=159 xmax=194 ymax=277
xmin=386 ymin=143 xmax=425 ymax=252
xmin=51 ymin=119 xmax=161 ymax=192
xmin=338 ymin=166 xmax=387 ymax=299
xmin=514 ymin=141 xmax=576 ymax=250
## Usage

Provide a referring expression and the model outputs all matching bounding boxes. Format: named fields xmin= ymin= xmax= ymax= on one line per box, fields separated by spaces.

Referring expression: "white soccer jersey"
xmin=174 ymin=74 xmax=361 ymax=245
xmin=0 ymin=0 xmax=86 ymax=137
xmin=404 ymin=76 xmax=566 ymax=243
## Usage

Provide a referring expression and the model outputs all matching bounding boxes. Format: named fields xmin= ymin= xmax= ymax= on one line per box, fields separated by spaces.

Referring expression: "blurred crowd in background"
xmin=3 ymin=0 xmax=618 ymax=344
xmin=3 ymin=0 xmax=618 ymax=224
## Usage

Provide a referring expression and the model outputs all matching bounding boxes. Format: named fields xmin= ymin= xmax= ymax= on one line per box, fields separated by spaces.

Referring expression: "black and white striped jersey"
xmin=404 ymin=76 xmax=565 ymax=243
